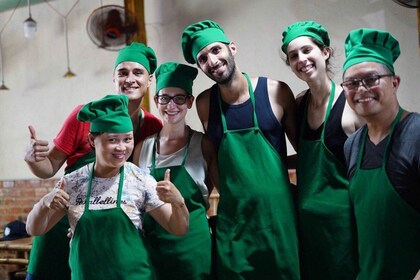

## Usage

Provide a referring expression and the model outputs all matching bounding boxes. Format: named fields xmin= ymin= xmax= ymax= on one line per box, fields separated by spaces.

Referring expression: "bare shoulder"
xmin=342 ymin=100 xmax=364 ymax=136
xmin=196 ymin=88 xmax=212 ymax=102
xmin=195 ymin=88 xmax=213 ymax=130
xmin=265 ymin=78 xmax=295 ymax=111
xmin=265 ymin=78 xmax=296 ymax=119
xmin=265 ymin=78 xmax=298 ymax=149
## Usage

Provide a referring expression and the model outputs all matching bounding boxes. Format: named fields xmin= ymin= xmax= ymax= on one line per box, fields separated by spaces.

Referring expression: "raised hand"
xmin=24 ymin=125 xmax=50 ymax=163
xmin=156 ymin=169 xmax=185 ymax=208
xmin=43 ymin=178 xmax=70 ymax=210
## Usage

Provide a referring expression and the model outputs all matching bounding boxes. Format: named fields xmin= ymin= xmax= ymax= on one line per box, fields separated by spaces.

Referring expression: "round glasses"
xmin=156 ymin=94 xmax=190 ymax=105
xmin=341 ymin=74 xmax=394 ymax=92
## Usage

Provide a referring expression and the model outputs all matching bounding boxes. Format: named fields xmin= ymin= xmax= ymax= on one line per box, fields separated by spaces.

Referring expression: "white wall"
xmin=0 ymin=0 xmax=418 ymax=180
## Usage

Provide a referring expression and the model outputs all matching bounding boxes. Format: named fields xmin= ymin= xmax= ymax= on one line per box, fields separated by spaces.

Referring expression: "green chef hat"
xmin=77 ymin=95 xmax=133 ymax=133
xmin=281 ymin=20 xmax=330 ymax=53
xmin=155 ymin=62 xmax=198 ymax=95
xmin=114 ymin=42 xmax=157 ymax=74
xmin=343 ymin=28 xmax=400 ymax=74
xmin=181 ymin=20 xmax=230 ymax=64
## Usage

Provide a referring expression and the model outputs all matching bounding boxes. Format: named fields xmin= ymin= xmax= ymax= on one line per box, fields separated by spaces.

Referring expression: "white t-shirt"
xmin=59 ymin=162 xmax=164 ymax=233
xmin=138 ymin=130 xmax=209 ymax=207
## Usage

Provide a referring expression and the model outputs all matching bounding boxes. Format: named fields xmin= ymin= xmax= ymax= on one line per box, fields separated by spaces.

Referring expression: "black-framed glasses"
xmin=156 ymin=94 xmax=190 ymax=105
xmin=341 ymin=74 xmax=394 ymax=91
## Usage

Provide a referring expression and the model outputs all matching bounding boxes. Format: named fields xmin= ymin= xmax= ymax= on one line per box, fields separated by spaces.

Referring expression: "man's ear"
xmin=392 ymin=75 xmax=401 ymax=90
xmin=148 ymin=74 xmax=153 ymax=87
xmin=228 ymin=41 xmax=237 ymax=55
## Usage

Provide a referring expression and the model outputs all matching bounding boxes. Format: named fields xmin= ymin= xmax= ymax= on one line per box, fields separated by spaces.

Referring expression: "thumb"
xmin=164 ymin=169 xmax=171 ymax=181
xmin=28 ymin=125 xmax=37 ymax=140
xmin=58 ymin=178 xmax=66 ymax=190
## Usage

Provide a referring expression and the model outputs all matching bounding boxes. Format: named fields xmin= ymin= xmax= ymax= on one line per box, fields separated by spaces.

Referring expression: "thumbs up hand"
xmin=43 ymin=178 xmax=70 ymax=210
xmin=24 ymin=125 xmax=50 ymax=163
xmin=156 ymin=169 xmax=185 ymax=208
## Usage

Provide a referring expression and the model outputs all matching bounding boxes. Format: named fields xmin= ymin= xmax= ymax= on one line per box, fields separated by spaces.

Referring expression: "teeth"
xmin=358 ymin=97 xmax=373 ymax=103
xmin=300 ymin=65 xmax=313 ymax=72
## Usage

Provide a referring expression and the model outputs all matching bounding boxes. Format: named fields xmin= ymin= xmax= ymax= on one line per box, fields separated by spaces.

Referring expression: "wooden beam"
xmin=0 ymin=258 xmax=29 ymax=265
xmin=124 ymin=0 xmax=150 ymax=111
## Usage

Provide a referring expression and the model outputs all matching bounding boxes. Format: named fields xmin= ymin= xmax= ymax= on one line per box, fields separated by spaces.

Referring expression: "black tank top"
xmin=207 ymin=77 xmax=287 ymax=163
xmin=297 ymin=90 xmax=348 ymax=165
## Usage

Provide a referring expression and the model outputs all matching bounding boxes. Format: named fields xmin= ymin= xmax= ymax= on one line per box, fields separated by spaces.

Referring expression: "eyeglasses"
xmin=156 ymin=94 xmax=190 ymax=105
xmin=341 ymin=74 xmax=394 ymax=91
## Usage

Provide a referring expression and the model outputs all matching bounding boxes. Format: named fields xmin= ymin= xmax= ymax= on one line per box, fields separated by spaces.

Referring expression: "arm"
xmin=24 ymin=125 xmax=68 ymax=179
xmin=132 ymin=140 xmax=144 ymax=166
xmin=148 ymin=169 xmax=189 ymax=235
xmin=342 ymin=101 xmax=365 ymax=136
xmin=195 ymin=89 xmax=212 ymax=132
xmin=267 ymin=79 xmax=298 ymax=151
xmin=26 ymin=179 xmax=69 ymax=236
xmin=201 ymin=134 xmax=219 ymax=193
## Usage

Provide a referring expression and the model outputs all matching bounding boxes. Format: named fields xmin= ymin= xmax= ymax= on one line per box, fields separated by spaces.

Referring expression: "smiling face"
xmin=89 ymin=132 xmax=134 ymax=176
xmin=113 ymin=62 xmax=152 ymax=102
xmin=154 ymin=87 xmax=193 ymax=125
xmin=196 ymin=42 xmax=237 ymax=84
xmin=286 ymin=36 xmax=330 ymax=82
xmin=343 ymin=61 xmax=400 ymax=120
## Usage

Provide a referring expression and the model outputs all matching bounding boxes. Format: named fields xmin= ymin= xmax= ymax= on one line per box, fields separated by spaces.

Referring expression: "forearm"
xmin=25 ymin=160 xmax=55 ymax=179
xmin=167 ymin=200 xmax=189 ymax=236
xmin=24 ymin=146 xmax=67 ymax=179
xmin=26 ymin=195 xmax=64 ymax=235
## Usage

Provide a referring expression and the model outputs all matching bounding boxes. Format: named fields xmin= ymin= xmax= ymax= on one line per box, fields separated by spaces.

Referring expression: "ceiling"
xmin=0 ymin=0 xmax=49 ymax=13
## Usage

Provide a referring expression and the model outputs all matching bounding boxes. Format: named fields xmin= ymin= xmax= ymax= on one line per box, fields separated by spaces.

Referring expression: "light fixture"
xmin=63 ymin=68 xmax=76 ymax=78
xmin=44 ymin=0 xmax=80 ymax=78
xmin=23 ymin=0 xmax=37 ymax=38
xmin=63 ymin=18 xmax=76 ymax=78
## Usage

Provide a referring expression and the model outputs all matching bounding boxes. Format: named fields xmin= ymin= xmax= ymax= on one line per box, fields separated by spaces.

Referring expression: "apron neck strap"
xmin=218 ymin=73 xmax=258 ymax=132
xmin=356 ymin=106 xmax=403 ymax=169
xmin=152 ymin=127 xmax=192 ymax=169
xmin=85 ymin=163 xmax=125 ymax=212
xmin=321 ymin=81 xmax=335 ymax=139
xmin=300 ymin=81 xmax=335 ymax=140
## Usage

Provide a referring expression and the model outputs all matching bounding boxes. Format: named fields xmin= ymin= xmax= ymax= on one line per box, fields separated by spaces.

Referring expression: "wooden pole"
xmin=124 ymin=0 xmax=150 ymax=111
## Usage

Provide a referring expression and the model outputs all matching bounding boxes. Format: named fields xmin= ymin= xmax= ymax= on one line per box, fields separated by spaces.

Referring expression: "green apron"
xmin=143 ymin=129 xmax=212 ymax=280
xmin=296 ymin=82 xmax=358 ymax=279
xmin=215 ymin=73 xmax=300 ymax=280
xmin=69 ymin=164 xmax=155 ymax=280
xmin=350 ymin=108 xmax=420 ymax=280
xmin=27 ymin=151 xmax=95 ymax=280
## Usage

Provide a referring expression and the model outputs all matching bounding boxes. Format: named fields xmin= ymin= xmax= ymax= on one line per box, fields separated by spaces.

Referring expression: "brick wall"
xmin=0 ymin=178 xmax=58 ymax=279
xmin=0 ymin=179 xmax=59 ymax=227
